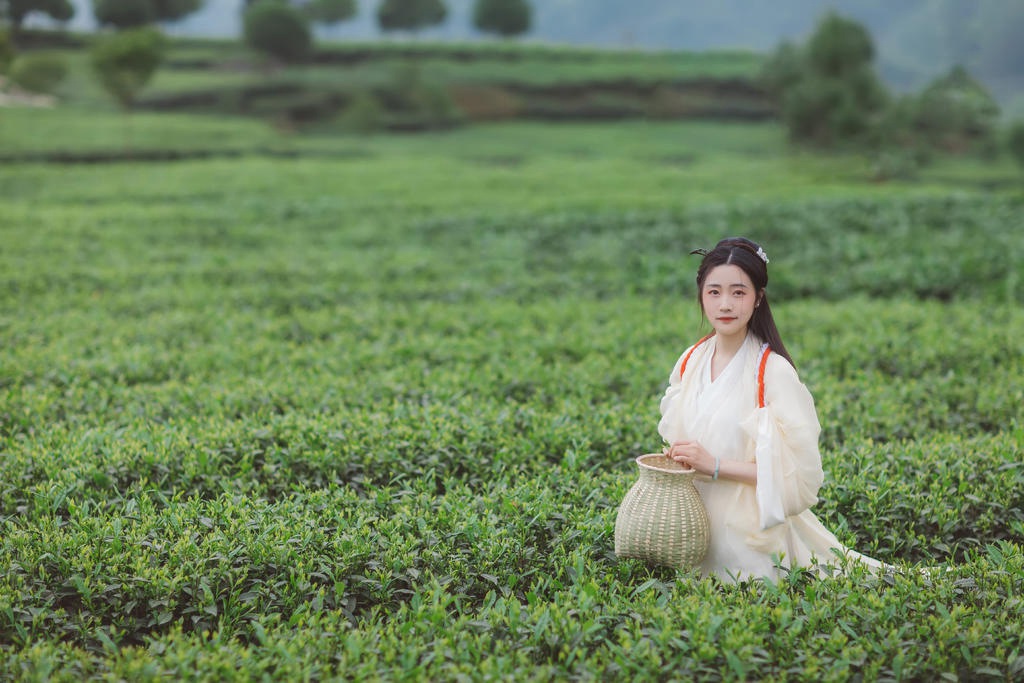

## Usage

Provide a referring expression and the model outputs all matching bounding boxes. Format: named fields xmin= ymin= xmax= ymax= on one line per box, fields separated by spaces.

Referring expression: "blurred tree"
xmin=302 ymin=0 xmax=355 ymax=25
xmin=240 ymin=0 xmax=356 ymax=26
xmin=1 ymin=0 xmax=73 ymax=41
xmin=806 ymin=11 xmax=874 ymax=79
xmin=152 ymin=0 xmax=204 ymax=23
xmin=91 ymin=26 xmax=165 ymax=108
xmin=243 ymin=0 xmax=311 ymax=64
xmin=91 ymin=26 xmax=165 ymax=150
xmin=92 ymin=0 xmax=203 ymax=29
xmin=377 ymin=0 xmax=446 ymax=34
xmin=473 ymin=0 xmax=531 ymax=38
xmin=914 ymin=65 xmax=999 ymax=154
xmin=762 ymin=12 xmax=887 ymax=147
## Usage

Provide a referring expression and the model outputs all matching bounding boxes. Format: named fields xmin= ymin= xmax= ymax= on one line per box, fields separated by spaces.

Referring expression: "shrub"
xmin=93 ymin=0 xmax=203 ymax=28
xmin=377 ymin=0 xmax=447 ymax=33
xmin=9 ymin=52 xmax=67 ymax=94
xmin=766 ymin=12 xmax=888 ymax=148
xmin=243 ymin=0 xmax=312 ymax=65
xmin=805 ymin=12 xmax=874 ymax=78
xmin=780 ymin=75 xmax=848 ymax=145
xmin=473 ymin=0 xmax=531 ymax=38
xmin=868 ymin=65 xmax=1001 ymax=164
xmin=914 ymin=65 xmax=1000 ymax=154
xmin=151 ymin=0 xmax=204 ymax=23
xmin=91 ymin=27 xmax=166 ymax=109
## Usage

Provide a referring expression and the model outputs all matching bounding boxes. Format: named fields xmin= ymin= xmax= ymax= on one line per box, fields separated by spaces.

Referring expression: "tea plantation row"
xmin=1 ymin=162 xmax=1022 ymax=679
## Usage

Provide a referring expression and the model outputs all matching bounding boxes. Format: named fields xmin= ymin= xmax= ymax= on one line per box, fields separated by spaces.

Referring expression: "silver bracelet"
xmin=712 ymin=456 xmax=720 ymax=480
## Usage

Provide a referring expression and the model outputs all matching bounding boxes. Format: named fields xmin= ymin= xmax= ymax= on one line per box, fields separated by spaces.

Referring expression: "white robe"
xmin=658 ymin=333 xmax=882 ymax=582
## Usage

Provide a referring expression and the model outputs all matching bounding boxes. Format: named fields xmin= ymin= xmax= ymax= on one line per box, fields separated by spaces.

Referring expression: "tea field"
xmin=6 ymin=36 xmax=768 ymax=134
xmin=1 ymin=117 xmax=1023 ymax=680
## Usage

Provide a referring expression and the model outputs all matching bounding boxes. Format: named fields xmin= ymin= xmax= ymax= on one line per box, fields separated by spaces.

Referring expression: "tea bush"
xmin=0 ymin=148 xmax=1022 ymax=679
xmin=8 ymin=52 xmax=67 ymax=94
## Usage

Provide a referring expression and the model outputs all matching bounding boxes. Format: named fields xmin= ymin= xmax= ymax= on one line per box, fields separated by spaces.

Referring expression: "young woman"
xmin=659 ymin=237 xmax=882 ymax=582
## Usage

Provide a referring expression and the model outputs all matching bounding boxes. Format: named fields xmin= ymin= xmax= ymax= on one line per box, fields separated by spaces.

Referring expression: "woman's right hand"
xmin=663 ymin=440 xmax=715 ymax=476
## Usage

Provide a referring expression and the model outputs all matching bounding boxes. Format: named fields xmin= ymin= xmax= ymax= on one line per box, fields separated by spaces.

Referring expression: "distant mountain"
xmin=39 ymin=0 xmax=1024 ymax=105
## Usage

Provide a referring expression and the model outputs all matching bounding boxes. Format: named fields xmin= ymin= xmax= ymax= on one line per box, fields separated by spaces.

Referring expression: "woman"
xmin=659 ymin=237 xmax=882 ymax=582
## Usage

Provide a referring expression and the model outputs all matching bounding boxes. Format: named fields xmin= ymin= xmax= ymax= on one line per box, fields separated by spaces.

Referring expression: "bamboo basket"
xmin=614 ymin=454 xmax=710 ymax=569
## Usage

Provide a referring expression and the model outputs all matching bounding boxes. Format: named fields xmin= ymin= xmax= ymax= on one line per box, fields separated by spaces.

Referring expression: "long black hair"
xmin=692 ymin=237 xmax=796 ymax=368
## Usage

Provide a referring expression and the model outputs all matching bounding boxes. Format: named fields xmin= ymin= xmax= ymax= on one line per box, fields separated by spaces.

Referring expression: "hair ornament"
xmin=756 ymin=246 xmax=769 ymax=265
xmin=689 ymin=248 xmax=708 ymax=257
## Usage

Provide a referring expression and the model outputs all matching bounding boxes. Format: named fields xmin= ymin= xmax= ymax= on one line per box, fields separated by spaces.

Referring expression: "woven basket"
xmin=614 ymin=454 xmax=710 ymax=569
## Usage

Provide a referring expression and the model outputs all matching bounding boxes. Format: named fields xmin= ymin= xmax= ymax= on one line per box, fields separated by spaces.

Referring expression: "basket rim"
xmin=635 ymin=453 xmax=698 ymax=475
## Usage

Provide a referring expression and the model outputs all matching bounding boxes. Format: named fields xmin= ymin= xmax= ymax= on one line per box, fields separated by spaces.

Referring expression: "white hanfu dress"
xmin=658 ymin=332 xmax=882 ymax=582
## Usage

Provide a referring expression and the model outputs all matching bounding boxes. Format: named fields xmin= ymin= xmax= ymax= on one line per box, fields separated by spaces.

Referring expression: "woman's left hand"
xmin=663 ymin=440 xmax=715 ymax=475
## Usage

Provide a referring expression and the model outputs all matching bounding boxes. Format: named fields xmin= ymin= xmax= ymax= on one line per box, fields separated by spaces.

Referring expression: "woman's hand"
xmin=663 ymin=440 xmax=715 ymax=476
xmin=663 ymin=441 xmax=758 ymax=485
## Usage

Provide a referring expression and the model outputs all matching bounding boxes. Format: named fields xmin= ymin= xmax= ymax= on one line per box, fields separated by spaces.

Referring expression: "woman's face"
xmin=700 ymin=264 xmax=759 ymax=340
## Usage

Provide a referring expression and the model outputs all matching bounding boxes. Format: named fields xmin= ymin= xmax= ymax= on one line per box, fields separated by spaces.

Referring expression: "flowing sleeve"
xmin=740 ymin=354 xmax=824 ymax=530
xmin=657 ymin=347 xmax=692 ymax=445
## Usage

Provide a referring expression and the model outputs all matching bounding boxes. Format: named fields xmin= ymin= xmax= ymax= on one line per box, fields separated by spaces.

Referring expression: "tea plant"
xmin=1 ymin=134 xmax=1022 ymax=679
